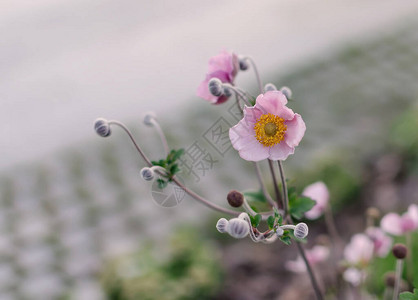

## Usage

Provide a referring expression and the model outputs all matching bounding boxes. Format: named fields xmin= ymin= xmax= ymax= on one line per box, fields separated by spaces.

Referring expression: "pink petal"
xmin=303 ymin=182 xmax=329 ymax=219
xmin=406 ymin=204 xmax=418 ymax=229
xmin=380 ymin=213 xmax=403 ymax=236
xmin=196 ymin=78 xmax=218 ymax=103
xmin=242 ymin=106 xmax=263 ymax=124
xmin=255 ymin=91 xmax=294 ymax=120
xmin=229 ymin=120 xmax=269 ymax=161
xmin=208 ymin=51 xmax=238 ymax=78
xmin=268 ymin=142 xmax=294 ymax=161
xmin=284 ymin=113 xmax=306 ymax=147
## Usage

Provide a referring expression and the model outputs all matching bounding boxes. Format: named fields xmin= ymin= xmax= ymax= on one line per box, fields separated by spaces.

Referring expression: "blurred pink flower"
xmin=365 ymin=227 xmax=392 ymax=257
xmin=302 ymin=181 xmax=329 ymax=219
xmin=344 ymin=233 xmax=373 ymax=266
xmin=380 ymin=204 xmax=418 ymax=236
xmin=343 ymin=267 xmax=366 ymax=286
xmin=285 ymin=245 xmax=330 ymax=273
xmin=197 ymin=50 xmax=239 ymax=104
xmin=229 ymin=91 xmax=306 ymax=161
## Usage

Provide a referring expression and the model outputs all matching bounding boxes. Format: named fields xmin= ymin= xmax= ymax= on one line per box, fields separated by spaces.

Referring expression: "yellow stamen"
xmin=254 ymin=113 xmax=287 ymax=147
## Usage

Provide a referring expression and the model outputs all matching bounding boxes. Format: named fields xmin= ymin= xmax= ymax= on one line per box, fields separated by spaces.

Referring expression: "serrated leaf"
xmin=400 ymin=289 xmax=418 ymax=300
xmin=289 ymin=196 xmax=315 ymax=220
xmin=243 ymin=190 xmax=267 ymax=203
xmin=173 ymin=149 xmax=185 ymax=160
xmin=249 ymin=214 xmax=262 ymax=227
xmin=157 ymin=178 xmax=167 ymax=189
xmin=267 ymin=216 xmax=275 ymax=229
xmin=169 ymin=164 xmax=180 ymax=175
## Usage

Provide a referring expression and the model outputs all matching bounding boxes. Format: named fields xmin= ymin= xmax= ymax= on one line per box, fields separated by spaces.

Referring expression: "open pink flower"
xmin=302 ymin=181 xmax=329 ymax=220
xmin=197 ymin=50 xmax=239 ymax=104
xmin=380 ymin=204 xmax=418 ymax=236
xmin=344 ymin=233 xmax=374 ymax=266
xmin=365 ymin=227 xmax=392 ymax=257
xmin=229 ymin=91 xmax=306 ymax=161
xmin=285 ymin=245 xmax=330 ymax=273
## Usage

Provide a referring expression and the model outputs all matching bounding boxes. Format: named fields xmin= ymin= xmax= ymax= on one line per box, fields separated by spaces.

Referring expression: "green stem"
xmin=277 ymin=161 xmax=288 ymax=217
xmin=268 ymin=160 xmax=283 ymax=209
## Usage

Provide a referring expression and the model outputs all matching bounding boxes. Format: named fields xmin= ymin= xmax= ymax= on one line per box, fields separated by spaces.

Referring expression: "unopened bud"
xmin=384 ymin=272 xmax=396 ymax=287
xmin=366 ymin=207 xmax=380 ymax=220
xmin=294 ymin=223 xmax=309 ymax=239
xmin=280 ymin=86 xmax=292 ymax=99
xmin=208 ymin=78 xmax=223 ymax=97
xmin=264 ymin=83 xmax=277 ymax=92
xmin=227 ymin=218 xmax=249 ymax=239
xmin=227 ymin=190 xmax=244 ymax=208
xmin=140 ymin=167 xmax=154 ymax=181
xmin=94 ymin=118 xmax=111 ymax=137
xmin=216 ymin=218 xmax=229 ymax=233
xmin=223 ymin=86 xmax=232 ymax=97
xmin=392 ymin=243 xmax=407 ymax=259
xmin=239 ymin=58 xmax=249 ymax=71
xmin=143 ymin=112 xmax=156 ymax=127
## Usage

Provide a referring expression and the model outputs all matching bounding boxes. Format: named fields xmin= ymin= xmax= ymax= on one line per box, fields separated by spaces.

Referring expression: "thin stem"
xmin=108 ymin=120 xmax=152 ymax=166
xmin=406 ymin=232 xmax=413 ymax=284
xmin=223 ymin=83 xmax=251 ymax=106
xmin=253 ymin=162 xmax=277 ymax=208
xmin=277 ymin=161 xmax=288 ymax=217
xmin=296 ymin=242 xmax=324 ymax=300
xmin=109 ymin=120 xmax=239 ymax=216
xmin=244 ymin=56 xmax=263 ymax=93
xmin=171 ymin=177 xmax=239 ymax=217
xmin=392 ymin=259 xmax=403 ymax=300
xmin=268 ymin=160 xmax=283 ymax=209
xmin=149 ymin=118 xmax=169 ymax=155
xmin=324 ymin=203 xmax=342 ymax=244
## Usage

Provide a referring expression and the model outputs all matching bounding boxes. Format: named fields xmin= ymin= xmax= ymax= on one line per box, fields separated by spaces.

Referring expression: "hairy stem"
xmin=277 ymin=161 xmax=288 ymax=217
xmin=268 ymin=160 xmax=283 ymax=209
xmin=392 ymin=259 xmax=403 ymax=300
xmin=254 ymin=162 xmax=277 ymax=208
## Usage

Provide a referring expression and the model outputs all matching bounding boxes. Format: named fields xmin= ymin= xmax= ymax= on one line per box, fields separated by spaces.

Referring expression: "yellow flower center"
xmin=254 ymin=113 xmax=287 ymax=147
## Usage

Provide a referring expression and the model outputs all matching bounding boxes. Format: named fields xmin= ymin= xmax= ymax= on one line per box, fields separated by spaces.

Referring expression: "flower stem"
xmin=148 ymin=118 xmax=169 ymax=155
xmin=277 ymin=161 xmax=288 ymax=217
xmin=254 ymin=162 xmax=277 ymax=208
xmin=392 ymin=259 xmax=403 ymax=300
xmin=406 ymin=232 xmax=413 ymax=284
xmin=268 ymin=160 xmax=283 ymax=209
xmin=296 ymin=242 xmax=324 ymax=300
xmin=244 ymin=56 xmax=263 ymax=93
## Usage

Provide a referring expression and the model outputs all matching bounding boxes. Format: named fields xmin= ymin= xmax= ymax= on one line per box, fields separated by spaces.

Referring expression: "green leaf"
xmin=267 ymin=216 xmax=275 ymax=229
xmin=169 ymin=164 xmax=180 ymax=175
xmin=400 ymin=289 xmax=418 ymax=300
xmin=173 ymin=149 xmax=185 ymax=160
xmin=243 ymin=190 xmax=267 ymax=203
xmin=157 ymin=178 xmax=167 ymax=189
xmin=280 ymin=232 xmax=292 ymax=245
xmin=249 ymin=214 xmax=262 ymax=227
xmin=289 ymin=196 xmax=315 ymax=220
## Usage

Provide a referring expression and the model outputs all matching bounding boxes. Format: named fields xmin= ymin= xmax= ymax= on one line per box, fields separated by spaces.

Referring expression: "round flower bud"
xmin=143 ymin=112 xmax=156 ymax=127
xmin=275 ymin=227 xmax=284 ymax=237
xmin=264 ymin=83 xmax=277 ymax=92
xmin=94 ymin=118 xmax=111 ymax=137
xmin=227 ymin=190 xmax=244 ymax=208
xmin=392 ymin=243 xmax=407 ymax=259
xmin=239 ymin=58 xmax=249 ymax=71
xmin=366 ymin=207 xmax=380 ymax=220
xmin=216 ymin=218 xmax=229 ymax=233
xmin=294 ymin=223 xmax=309 ymax=239
xmin=223 ymin=86 xmax=232 ymax=97
xmin=384 ymin=272 xmax=396 ymax=287
xmin=208 ymin=78 xmax=224 ymax=97
xmin=140 ymin=167 xmax=154 ymax=181
xmin=280 ymin=86 xmax=292 ymax=99
xmin=227 ymin=218 xmax=249 ymax=239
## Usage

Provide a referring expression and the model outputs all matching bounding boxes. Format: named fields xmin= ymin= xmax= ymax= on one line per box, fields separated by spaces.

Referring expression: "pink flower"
xmin=380 ymin=204 xmax=418 ymax=236
xmin=344 ymin=234 xmax=373 ymax=266
xmin=285 ymin=245 xmax=330 ymax=273
xmin=343 ymin=268 xmax=366 ymax=286
xmin=365 ymin=227 xmax=392 ymax=257
xmin=229 ymin=91 xmax=306 ymax=161
xmin=302 ymin=182 xmax=329 ymax=220
xmin=197 ymin=50 xmax=239 ymax=104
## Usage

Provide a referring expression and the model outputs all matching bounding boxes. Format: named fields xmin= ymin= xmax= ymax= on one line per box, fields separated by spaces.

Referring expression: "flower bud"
xmin=392 ymin=243 xmax=407 ymax=259
xmin=239 ymin=58 xmax=249 ymax=71
xmin=140 ymin=167 xmax=154 ymax=181
xmin=208 ymin=78 xmax=223 ymax=97
xmin=227 ymin=218 xmax=249 ymax=239
xmin=227 ymin=190 xmax=244 ymax=208
xmin=94 ymin=118 xmax=111 ymax=137
xmin=264 ymin=83 xmax=277 ymax=92
xmin=216 ymin=218 xmax=229 ymax=233
xmin=384 ymin=272 xmax=396 ymax=287
xmin=366 ymin=207 xmax=380 ymax=220
xmin=280 ymin=86 xmax=292 ymax=99
xmin=275 ymin=227 xmax=284 ymax=237
xmin=143 ymin=112 xmax=156 ymax=127
xmin=223 ymin=86 xmax=232 ymax=97
xmin=294 ymin=223 xmax=309 ymax=239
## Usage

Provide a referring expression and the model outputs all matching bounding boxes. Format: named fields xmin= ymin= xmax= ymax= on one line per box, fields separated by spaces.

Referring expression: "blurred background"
xmin=1 ymin=0 xmax=418 ymax=299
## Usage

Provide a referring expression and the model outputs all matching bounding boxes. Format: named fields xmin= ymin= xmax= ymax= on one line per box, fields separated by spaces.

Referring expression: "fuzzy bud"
xmin=392 ymin=243 xmax=407 ymax=259
xmin=227 ymin=190 xmax=244 ymax=208
xmin=275 ymin=227 xmax=284 ymax=237
xmin=143 ymin=112 xmax=156 ymax=127
xmin=239 ymin=58 xmax=249 ymax=71
xmin=264 ymin=83 xmax=277 ymax=92
xmin=208 ymin=78 xmax=224 ymax=97
xmin=140 ymin=167 xmax=154 ymax=181
xmin=384 ymin=272 xmax=396 ymax=287
xmin=280 ymin=86 xmax=292 ymax=99
xmin=216 ymin=218 xmax=229 ymax=233
xmin=94 ymin=118 xmax=111 ymax=137
xmin=294 ymin=223 xmax=309 ymax=239
xmin=366 ymin=207 xmax=380 ymax=220
xmin=223 ymin=86 xmax=232 ymax=97
xmin=227 ymin=218 xmax=249 ymax=239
